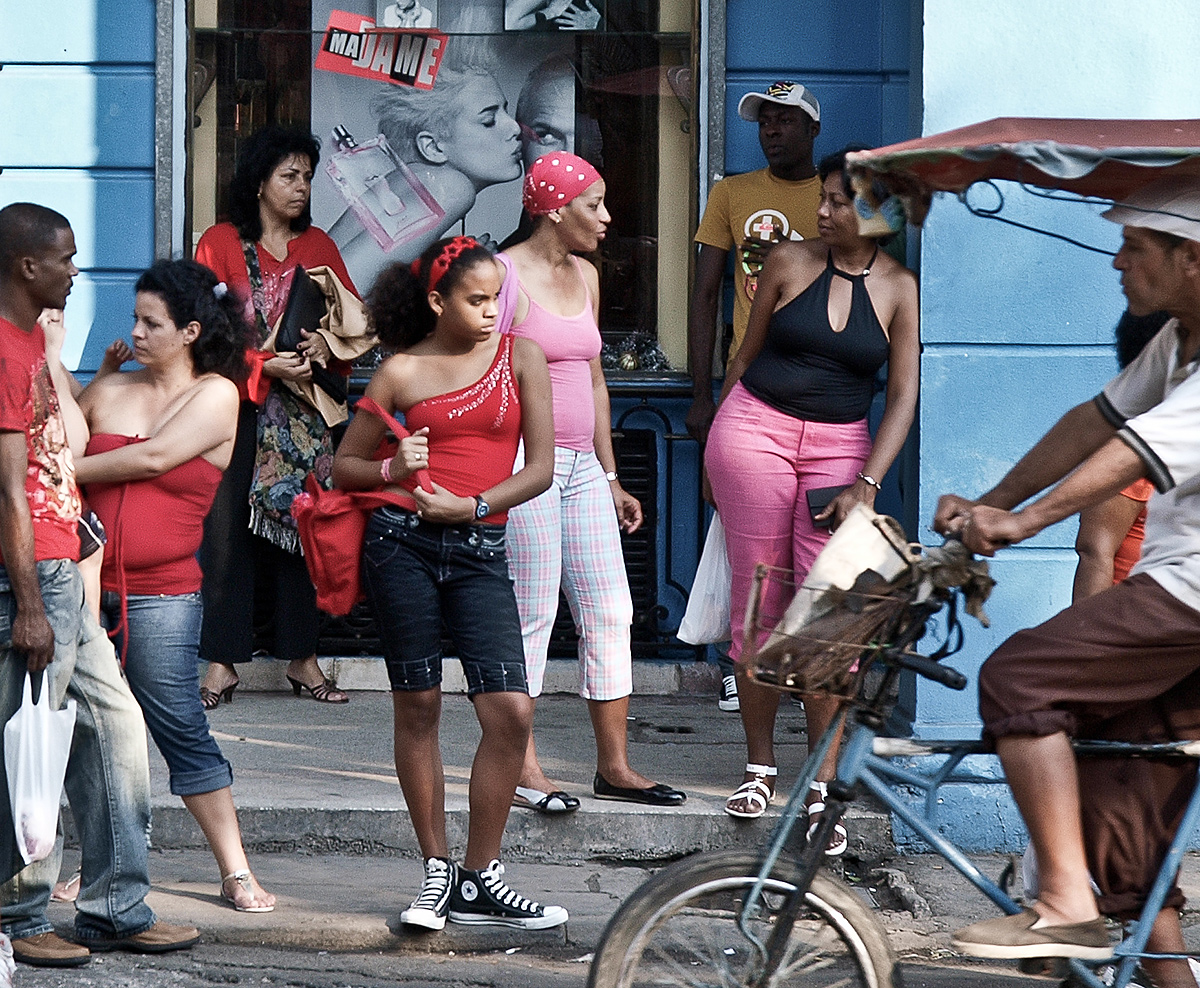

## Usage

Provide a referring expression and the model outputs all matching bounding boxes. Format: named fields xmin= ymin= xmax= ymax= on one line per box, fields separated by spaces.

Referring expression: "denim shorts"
xmin=361 ymin=506 xmax=528 ymax=696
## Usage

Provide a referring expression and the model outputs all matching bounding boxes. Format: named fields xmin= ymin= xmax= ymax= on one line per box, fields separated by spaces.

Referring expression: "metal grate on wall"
xmin=255 ymin=429 xmax=665 ymax=659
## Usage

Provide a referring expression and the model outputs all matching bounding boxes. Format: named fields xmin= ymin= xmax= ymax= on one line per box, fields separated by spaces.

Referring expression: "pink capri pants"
xmin=705 ymin=382 xmax=872 ymax=662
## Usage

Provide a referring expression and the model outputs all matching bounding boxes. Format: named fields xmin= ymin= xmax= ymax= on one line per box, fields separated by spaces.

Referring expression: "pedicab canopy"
xmin=844 ymin=117 xmax=1200 ymax=231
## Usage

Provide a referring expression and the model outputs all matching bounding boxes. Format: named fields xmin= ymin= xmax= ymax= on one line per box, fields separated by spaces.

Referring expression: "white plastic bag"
xmin=678 ymin=514 xmax=732 ymax=645
xmin=4 ymin=672 xmax=76 ymax=866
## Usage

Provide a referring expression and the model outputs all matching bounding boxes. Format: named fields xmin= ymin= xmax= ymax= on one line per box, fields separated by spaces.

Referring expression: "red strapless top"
xmin=85 ymin=434 xmax=224 ymax=595
xmin=396 ymin=334 xmax=521 ymax=523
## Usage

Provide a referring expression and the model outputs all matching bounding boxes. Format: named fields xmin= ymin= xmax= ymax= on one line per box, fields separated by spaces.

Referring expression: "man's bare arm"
xmin=0 ymin=431 xmax=54 ymax=671
xmin=686 ymin=244 xmax=729 ymax=442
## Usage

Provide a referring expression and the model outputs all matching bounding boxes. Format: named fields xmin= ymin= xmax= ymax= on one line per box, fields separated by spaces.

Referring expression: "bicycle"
xmin=587 ymin=511 xmax=1200 ymax=988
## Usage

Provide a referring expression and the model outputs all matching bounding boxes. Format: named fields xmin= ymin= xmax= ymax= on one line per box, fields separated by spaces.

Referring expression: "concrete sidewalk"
xmin=139 ymin=658 xmax=889 ymax=862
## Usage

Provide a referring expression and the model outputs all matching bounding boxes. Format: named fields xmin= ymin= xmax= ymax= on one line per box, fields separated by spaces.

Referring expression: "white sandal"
xmin=221 ymin=870 xmax=276 ymax=913
xmin=806 ymin=781 xmax=849 ymax=856
xmin=724 ymin=763 xmax=777 ymax=819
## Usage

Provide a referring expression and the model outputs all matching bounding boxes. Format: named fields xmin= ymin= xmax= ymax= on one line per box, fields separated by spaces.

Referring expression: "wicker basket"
xmin=744 ymin=565 xmax=917 ymax=700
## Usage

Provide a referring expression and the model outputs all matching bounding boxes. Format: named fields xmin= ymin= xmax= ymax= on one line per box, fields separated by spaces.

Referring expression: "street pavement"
xmin=22 ymin=658 xmax=1200 ymax=985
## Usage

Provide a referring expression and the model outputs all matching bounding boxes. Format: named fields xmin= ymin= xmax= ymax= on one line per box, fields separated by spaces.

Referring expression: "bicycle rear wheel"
xmin=588 ymin=850 xmax=902 ymax=988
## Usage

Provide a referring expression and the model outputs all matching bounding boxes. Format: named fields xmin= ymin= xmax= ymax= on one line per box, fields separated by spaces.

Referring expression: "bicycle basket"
xmin=746 ymin=567 xmax=917 ymax=698
xmin=743 ymin=505 xmax=921 ymax=699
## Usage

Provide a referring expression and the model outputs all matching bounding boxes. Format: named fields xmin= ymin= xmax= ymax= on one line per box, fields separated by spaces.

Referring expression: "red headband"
xmin=522 ymin=153 xmax=602 ymax=216
xmin=412 ymin=236 xmax=480 ymax=293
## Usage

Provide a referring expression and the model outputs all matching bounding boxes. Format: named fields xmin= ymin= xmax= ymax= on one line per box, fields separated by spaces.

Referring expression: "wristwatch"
xmin=605 ymin=471 xmax=618 ymax=482
xmin=472 ymin=495 xmax=491 ymax=520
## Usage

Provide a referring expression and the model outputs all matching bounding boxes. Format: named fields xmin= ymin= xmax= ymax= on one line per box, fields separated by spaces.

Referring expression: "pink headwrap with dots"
xmin=522 ymin=153 xmax=602 ymax=216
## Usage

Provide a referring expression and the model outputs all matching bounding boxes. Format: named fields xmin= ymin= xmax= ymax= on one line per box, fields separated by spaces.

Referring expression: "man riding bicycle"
xmin=935 ymin=177 xmax=1200 ymax=988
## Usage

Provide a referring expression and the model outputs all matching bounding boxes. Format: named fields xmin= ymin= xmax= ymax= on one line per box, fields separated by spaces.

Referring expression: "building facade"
xmin=4 ymin=0 xmax=1198 ymax=848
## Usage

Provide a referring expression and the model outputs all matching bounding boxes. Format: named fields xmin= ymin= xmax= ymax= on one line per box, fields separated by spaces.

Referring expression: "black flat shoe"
xmin=593 ymin=772 xmax=686 ymax=806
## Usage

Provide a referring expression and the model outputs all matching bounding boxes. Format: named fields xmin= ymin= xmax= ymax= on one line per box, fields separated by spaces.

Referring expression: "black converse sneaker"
xmin=401 ymin=857 xmax=455 ymax=931
xmin=718 ymin=674 xmax=740 ymax=712
xmin=449 ymin=859 xmax=568 ymax=930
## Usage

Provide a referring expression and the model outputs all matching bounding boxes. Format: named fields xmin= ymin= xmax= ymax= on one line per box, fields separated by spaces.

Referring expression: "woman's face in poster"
xmin=518 ymin=76 xmax=575 ymax=171
xmin=438 ymin=74 xmax=523 ymax=188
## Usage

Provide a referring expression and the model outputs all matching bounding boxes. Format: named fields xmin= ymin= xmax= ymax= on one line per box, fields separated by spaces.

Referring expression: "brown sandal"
xmin=286 ymin=675 xmax=348 ymax=703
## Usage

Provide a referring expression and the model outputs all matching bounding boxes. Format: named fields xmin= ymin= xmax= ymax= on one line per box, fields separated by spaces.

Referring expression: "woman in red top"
xmin=333 ymin=237 xmax=563 ymax=932
xmin=75 ymin=259 xmax=275 ymax=913
xmin=196 ymin=126 xmax=358 ymax=709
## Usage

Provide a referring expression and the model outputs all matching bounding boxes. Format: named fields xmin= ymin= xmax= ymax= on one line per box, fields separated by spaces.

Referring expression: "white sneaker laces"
xmin=411 ymin=858 xmax=451 ymax=910
xmin=481 ymin=860 xmax=540 ymax=913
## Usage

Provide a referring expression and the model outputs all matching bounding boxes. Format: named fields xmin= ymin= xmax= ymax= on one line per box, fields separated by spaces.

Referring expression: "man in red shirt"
xmin=0 ymin=203 xmax=199 ymax=968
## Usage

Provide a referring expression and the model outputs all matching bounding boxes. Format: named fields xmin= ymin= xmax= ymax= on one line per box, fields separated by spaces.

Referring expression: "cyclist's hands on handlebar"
xmin=934 ymin=493 xmax=1031 ymax=557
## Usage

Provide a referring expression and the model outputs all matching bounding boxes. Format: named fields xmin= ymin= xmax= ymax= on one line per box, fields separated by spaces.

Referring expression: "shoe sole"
xmin=401 ymin=909 xmax=448 ymax=931
xmin=84 ymin=933 xmax=200 ymax=955
xmin=592 ymin=793 xmax=687 ymax=806
xmin=951 ymin=937 xmax=1112 ymax=961
xmin=11 ymin=951 xmax=90 ymax=968
xmin=448 ymin=909 xmax=568 ymax=930
xmin=718 ymin=700 xmax=740 ymax=712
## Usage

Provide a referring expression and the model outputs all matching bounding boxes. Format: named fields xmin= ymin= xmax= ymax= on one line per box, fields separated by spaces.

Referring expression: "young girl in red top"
xmin=333 ymin=237 xmax=562 ymax=932
xmin=74 ymin=259 xmax=274 ymax=913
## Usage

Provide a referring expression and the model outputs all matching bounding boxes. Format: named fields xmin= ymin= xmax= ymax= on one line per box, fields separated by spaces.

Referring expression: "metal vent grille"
xmin=548 ymin=428 xmax=658 ymax=656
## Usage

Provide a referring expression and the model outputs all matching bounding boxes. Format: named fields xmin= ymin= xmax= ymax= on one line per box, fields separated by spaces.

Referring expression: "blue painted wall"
xmin=910 ymin=0 xmax=1200 ymax=850
xmin=0 ymin=0 xmax=157 ymax=373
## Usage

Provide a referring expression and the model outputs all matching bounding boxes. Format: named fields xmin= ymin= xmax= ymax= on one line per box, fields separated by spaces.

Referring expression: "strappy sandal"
xmin=221 ymin=870 xmax=276 ymax=913
xmin=286 ymin=675 xmax=349 ymax=704
xmin=200 ymin=679 xmax=238 ymax=710
xmin=724 ymin=763 xmax=777 ymax=819
xmin=806 ymin=780 xmax=849 ymax=857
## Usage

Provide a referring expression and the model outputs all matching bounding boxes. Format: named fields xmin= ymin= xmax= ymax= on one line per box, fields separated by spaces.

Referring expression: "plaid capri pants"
xmin=506 ymin=447 xmax=634 ymax=700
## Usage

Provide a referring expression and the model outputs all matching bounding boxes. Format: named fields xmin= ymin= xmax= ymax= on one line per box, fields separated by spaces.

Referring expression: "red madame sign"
xmin=315 ymin=10 xmax=446 ymax=90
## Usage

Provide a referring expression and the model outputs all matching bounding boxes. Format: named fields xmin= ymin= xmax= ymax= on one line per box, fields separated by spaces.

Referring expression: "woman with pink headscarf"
xmin=499 ymin=153 xmax=686 ymax=812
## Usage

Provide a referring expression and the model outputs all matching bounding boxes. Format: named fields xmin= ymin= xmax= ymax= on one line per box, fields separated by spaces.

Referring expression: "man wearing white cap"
xmin=686 ymin=81 xmax=822 ymax=443
xmin=686 ymin=81 xmax=822 ymax=717
xmin=933 ymin=178 xmax=1200 ymax=979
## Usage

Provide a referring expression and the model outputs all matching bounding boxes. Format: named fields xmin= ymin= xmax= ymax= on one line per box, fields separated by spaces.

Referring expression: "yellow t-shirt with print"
xmin=694 ymin=168 xmax=822 ymax=365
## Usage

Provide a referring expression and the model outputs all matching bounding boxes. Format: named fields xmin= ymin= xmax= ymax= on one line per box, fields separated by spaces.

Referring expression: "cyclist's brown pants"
xmin=979 ymin=573 xmax=1200 ymax=918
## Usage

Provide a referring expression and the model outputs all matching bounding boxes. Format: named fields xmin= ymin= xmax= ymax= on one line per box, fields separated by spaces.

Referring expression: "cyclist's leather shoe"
xmin=79 ymin=920 xmax=200 ymax=954
xmin=951 ymin=908 xmax=1111 ymax=960
xmin=10 ymin=931 xmax=90 ymax=967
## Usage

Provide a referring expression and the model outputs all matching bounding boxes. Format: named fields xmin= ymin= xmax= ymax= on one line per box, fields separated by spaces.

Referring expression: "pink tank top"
xmin=506 ymin=256 xmax=600 ymax=452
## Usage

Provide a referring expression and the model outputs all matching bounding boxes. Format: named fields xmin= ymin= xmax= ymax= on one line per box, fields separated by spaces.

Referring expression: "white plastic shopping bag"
xmin=678 ymin=513 xmax=732 ymax=645
xmin=4 ymin=672 xmax=76 ymax=865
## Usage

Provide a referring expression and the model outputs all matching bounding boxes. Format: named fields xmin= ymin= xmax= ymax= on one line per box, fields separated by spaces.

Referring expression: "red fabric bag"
xmin=291 ymin=397 xmax=432 ymax=616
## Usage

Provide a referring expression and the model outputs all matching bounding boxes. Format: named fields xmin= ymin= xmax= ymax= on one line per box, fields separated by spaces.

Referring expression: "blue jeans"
xmin=103 ymin=591 xmax=232 ymax=797
xmin=362 ymin=506 xmax=528 ymax=696
xmin=0 ymin=559 xmax=156 ymax=940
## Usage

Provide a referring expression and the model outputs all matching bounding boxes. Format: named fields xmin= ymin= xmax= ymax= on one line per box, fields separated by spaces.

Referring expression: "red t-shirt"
xmin=194 ymin=222 xmax=359 ymax=403
xmin=0 ymin=318 xmax=81 ymax=562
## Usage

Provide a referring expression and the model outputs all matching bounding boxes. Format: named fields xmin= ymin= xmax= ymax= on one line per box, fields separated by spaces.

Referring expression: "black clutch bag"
xmin=805 ymin=485 xmax=847 ymax=529
xmin=277 ymin=267 xmax=347 ymax=404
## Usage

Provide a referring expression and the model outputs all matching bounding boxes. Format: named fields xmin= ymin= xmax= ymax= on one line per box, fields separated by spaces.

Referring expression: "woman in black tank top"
xmin=704 ymin=147 xmax=920 ymax=851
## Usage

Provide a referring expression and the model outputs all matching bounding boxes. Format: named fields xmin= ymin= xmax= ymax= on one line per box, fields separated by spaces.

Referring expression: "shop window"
xmin=191 ymin=0 xmax=696 ymax=370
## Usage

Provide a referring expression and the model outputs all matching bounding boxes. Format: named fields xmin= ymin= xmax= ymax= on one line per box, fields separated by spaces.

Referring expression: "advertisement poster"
xmin=311 ymin=1 xmax=577 ymax=293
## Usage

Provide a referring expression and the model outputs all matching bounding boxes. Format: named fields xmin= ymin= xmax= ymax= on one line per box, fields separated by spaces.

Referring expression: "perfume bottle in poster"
xmin=325 ymin=128 xmax=445 ymax=252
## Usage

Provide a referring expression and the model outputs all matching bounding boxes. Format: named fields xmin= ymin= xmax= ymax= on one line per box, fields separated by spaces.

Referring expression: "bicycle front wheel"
xmin=588 ymin=851 xmax=901 ymax=988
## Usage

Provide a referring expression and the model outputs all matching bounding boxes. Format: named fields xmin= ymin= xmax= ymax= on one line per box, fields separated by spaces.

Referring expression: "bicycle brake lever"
xmin=894 ymin=651 xmax=968 ymax=690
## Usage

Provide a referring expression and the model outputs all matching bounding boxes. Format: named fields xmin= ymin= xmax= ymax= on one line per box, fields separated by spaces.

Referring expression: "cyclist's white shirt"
xmin=1101 ymin=316 xmax=1200 ymax=611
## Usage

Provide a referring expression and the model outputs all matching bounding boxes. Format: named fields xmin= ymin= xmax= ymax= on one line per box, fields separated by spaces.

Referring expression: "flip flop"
xmin=513 ymin=786 xmax=581 ymax=815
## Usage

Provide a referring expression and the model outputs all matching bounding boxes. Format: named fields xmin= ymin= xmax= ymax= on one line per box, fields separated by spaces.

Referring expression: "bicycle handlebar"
xmin=893 ymin=650 xmax=968 ymax=690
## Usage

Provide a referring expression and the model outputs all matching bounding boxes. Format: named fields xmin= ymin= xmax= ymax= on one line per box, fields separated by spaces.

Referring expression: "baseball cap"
xmin=737 ymin=81 xmax=820 ymax=124
xmin=1102 ymin=176 xmax=1200 ymax=243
